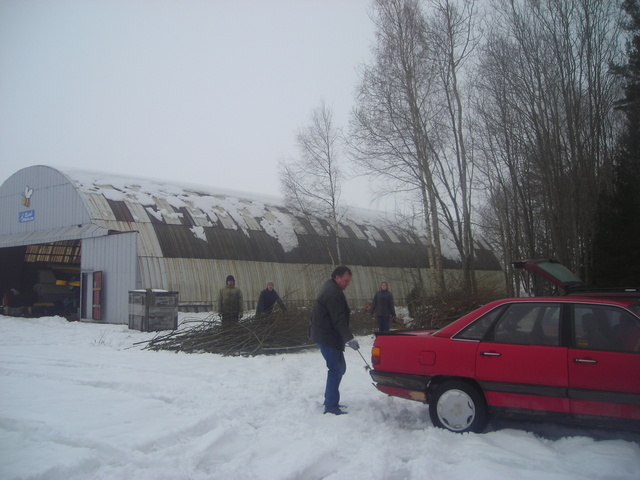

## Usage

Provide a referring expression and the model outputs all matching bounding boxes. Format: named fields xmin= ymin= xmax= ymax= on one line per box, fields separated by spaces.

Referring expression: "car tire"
xmin=429 ymin=380 xmax=489 ymax=433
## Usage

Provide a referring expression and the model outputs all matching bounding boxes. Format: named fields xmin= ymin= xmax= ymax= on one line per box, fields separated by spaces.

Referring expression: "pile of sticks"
xmin=141 ymin=307 xmax=376 ymax=356
xmin=407 ymin=287 xmax=502 ymax=330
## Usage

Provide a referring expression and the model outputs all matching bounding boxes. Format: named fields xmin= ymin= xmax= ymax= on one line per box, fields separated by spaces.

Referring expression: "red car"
xmin=370 ymin=260 xmax=640 ymax=433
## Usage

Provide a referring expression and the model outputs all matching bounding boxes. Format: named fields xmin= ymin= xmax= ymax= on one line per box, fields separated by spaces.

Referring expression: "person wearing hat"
xmin=256 ymin=281 xmax=287 ymax=316
xmin=217 ymin=275 xmax=243 ymax=326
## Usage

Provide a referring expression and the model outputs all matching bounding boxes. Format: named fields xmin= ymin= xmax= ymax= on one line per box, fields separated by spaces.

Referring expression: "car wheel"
xmin=429 ymin=380 xmax=488 ymax=433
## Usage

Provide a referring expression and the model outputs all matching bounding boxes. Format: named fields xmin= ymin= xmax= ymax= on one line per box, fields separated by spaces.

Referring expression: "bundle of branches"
xmin=406 ymin=287 xmax=502 ymax=330
xmin=349 ymin=307 xmax=380 ymax=336
xmin=142 ymin=306 xmax=377 ymax=356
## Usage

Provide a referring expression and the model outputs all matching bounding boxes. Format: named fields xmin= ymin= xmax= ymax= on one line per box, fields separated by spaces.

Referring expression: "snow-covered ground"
xmin=1 ymin=314 xmax=639 ymax=480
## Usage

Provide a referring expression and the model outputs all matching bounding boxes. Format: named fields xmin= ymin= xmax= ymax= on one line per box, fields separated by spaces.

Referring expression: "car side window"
xmin=454 ymin=306 xmax=505 ymax=341
xmin=491 ymin=303 xmax=560 ymax=346
xmin=573 ymin=305 xmax=640 ymax=352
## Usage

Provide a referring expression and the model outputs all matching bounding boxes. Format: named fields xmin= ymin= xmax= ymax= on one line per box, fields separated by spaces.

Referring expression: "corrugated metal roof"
xmin=58 ymin=167 xmax=500 ymax=270
xmin=1 ymin=166 xmax=501 ymax=271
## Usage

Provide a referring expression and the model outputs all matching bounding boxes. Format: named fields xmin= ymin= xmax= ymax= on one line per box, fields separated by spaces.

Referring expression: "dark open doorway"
xmin=0 ymin=241 xmax=81 ymax=319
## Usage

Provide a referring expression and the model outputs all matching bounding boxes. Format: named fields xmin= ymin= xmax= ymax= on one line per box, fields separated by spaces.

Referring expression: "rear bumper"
xmin=370 ymin=370 xmax=432 ymax=403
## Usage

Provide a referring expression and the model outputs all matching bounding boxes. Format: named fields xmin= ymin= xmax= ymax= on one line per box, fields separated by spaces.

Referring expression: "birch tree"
xmin=425 ymin=0 xmax=480 ymax=294
xmin=349 ymin=0 xmax=447 ymax=294
xmin=280 ymin=101 xmax=345 ymax=265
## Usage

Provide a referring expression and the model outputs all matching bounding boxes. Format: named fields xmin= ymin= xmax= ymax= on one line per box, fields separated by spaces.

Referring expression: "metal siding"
xmin=183 ymin=203 xmax=213 ymax=227
xmin=306 ymin=217 xmax=324 ymax=235
xmin=289 ymin=218 xmax=310 ymax=236
xmin=133 ymin=257 xmax=485 ymax=315
xmin=1 ymin=166 xmax=505 ymax=320
xmin=346 ymin=220 xmax=368 ymax=240
xmin=0 ymin=166 xmax=90 ymax=235
xmin=380 ymin=226 xmax=401 ymax=243
xmin=81 ymin=232 xmax=140 ymax=324
xmin=213 ymin=207 xmax=238 ymax=229
xmin=83 ymin=219 xmax=163 ymax=258
xmin=239 ymin=208 xmax=262 ymax=230
xmin=126 ymin=201 xmax=153 ymax=223
xmin=0 ymin=224 xmax=109 ymax=248
xmin=82 ymin=192 xmax=118 ymax=222
xmin=154 ymin=197 xmax=184 ymax=225
xmin=134 ymin=223 xmax=164 ymax=257
xmin=361 ymin=224 xmax=384 ymax=243
xmin=138 ymin=256 xmax=169 ymax=291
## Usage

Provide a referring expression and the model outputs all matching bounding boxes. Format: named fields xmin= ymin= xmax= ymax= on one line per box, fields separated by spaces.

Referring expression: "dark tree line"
xmin=592 ymin=0 xmax=640 ymax=288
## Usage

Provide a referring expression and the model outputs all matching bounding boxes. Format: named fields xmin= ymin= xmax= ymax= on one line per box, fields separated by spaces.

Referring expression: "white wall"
xmin=81 ymin=232 xmax=140 ymax=324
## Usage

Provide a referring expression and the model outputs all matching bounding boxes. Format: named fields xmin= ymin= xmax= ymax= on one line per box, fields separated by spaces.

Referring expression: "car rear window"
xmin=535 ymin=261 xmax=582 ymax=284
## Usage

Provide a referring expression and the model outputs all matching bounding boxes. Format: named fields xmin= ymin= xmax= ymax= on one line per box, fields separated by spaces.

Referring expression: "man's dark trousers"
xmin=318 ymin=343 xmax=346 ymax=409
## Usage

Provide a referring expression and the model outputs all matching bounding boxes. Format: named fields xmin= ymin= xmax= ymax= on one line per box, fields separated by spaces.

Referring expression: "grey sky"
xmin=0 ymin=0 xmax=383 ymax=210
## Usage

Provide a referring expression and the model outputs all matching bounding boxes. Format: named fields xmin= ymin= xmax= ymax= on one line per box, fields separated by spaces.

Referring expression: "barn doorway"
xmin=0 ymin=240 xmax=81 ymax=319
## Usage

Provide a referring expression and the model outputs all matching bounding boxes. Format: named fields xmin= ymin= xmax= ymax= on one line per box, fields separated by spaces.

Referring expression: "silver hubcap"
xmin=437 ymin=389 xmax=475 ymax=431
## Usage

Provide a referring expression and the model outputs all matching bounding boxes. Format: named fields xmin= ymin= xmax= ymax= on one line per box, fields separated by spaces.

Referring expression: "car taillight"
xmin=371 ymin=346 xmax=381 ymax=365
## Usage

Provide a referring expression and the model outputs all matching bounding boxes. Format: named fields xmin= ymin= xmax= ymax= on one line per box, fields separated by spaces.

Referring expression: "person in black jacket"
xmin=309 ymin=265 xmax=359 ymax=415
xmin=255 ymin=281 xmax=287 ymax=316
xmin=369 ymin=281 xmax=396 ymax=332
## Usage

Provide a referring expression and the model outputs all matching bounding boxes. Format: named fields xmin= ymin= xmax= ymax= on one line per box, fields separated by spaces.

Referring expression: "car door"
xmin=568 ymin=304 xmax=640 ymax=422
xmin=475 ymin=302 xmax=570 ymax=415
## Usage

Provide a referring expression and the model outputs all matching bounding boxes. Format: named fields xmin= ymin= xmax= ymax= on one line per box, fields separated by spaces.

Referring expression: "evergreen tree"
xmin=593 ymin=0 xmax=640 ymax=286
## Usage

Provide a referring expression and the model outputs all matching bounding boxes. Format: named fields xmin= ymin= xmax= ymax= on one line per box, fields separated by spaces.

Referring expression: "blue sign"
xmin=19 ymin=210 xmax=34 ymax=223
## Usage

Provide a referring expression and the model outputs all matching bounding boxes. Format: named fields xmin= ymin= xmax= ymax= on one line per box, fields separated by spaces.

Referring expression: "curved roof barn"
xmin=0 ymin=165 xmax=502 ymax=324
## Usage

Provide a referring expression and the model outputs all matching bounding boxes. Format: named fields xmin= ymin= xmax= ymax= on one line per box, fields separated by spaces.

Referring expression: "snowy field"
xmin=1 ymin=314 xmax=639 ymax=480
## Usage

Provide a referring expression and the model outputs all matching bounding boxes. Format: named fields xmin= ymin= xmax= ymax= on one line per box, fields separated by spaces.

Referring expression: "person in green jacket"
xmin=218 ymin=275 xmax=243 ymax=327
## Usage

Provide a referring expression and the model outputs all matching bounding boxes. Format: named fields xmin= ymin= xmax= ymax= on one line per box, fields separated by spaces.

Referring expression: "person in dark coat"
xmin=309 ymin=265 xmax=359 ymax=415
xmin=370 ymin=281 xmax=396 ymax=332
xmin=255 ymin=281 xmax=287 ymax=316
xmin=217 ymin=275 xmax=243 ymax=327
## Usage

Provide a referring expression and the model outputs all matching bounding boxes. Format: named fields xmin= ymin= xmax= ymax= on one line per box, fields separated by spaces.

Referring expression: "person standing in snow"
xmin=309 ymin=265 xmax=359 ymax=415
xmin=218 ymin=275 xmax=243 ymax=327
xmin=369 ymin=281 xmax=396 ymax=332
xmin=255 ymin=281 xmax=287 ymax=316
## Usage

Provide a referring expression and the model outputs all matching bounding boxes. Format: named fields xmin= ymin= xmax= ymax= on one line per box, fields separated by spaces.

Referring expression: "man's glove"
xmin=348 ymin=339 xmax=360 ymax=350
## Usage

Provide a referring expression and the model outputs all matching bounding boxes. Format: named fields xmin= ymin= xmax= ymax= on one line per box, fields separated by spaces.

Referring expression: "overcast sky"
xmin=0 ymin=0 xmax=388 ymax=210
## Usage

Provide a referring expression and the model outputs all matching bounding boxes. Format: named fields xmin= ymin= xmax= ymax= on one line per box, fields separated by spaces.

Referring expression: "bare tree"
xmin=349 ymin=0 xmax=483 ymax=295
xmin=424 ymin=0 xmax=480 ymax=294
xmin=349 ymin=0 xmax=447 ymax=294
xmin=475 ymin=0 xmax=624 ymax=286
xmin=280 ymin=101 xmax=345 ymax=265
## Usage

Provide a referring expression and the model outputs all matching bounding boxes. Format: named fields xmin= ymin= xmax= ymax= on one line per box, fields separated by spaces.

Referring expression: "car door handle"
xmin=480 ymin=352 xmax=501 ymax=357
xmin=573 ymin=358 xmax=597 ymax=364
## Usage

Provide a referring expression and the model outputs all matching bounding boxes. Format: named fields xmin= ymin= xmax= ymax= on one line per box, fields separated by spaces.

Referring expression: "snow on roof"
xmin=58 ymin=167 xmax=394 ymax=255
xmin=10 ymin=164 xmax=491 ymax=267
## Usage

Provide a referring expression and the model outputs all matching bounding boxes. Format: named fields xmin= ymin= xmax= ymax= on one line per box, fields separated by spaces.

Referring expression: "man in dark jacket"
xmin=369 ymin=281 xmax=396 ymax=332
xmin=309 ymin=265 xmax=359 ymax=415
xmin=218 ymin=275 xmax=243 ymax=327
xmin=256 ymin=281 xmax=287 ymax=316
